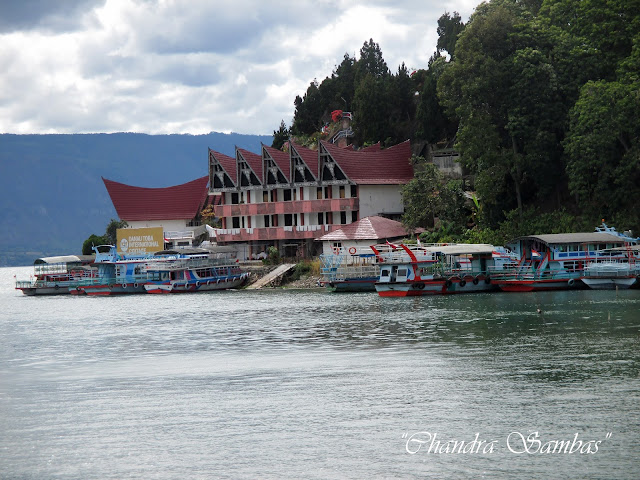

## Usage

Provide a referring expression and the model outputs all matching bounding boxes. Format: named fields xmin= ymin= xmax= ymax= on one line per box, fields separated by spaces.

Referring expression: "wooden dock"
xmin=245 ymin=263 xmax=296 ymax=289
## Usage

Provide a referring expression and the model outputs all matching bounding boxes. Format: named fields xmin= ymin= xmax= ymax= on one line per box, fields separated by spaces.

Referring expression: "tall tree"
xmin=272 ymin=120 xmax=290 ymax=150
xmin=355 ymin=38 xmax=389 ymax=81
xmin=291 ymin=80 xmax=323 ymax=135
xmin=436 ymin=11 xmax=465 ymax=58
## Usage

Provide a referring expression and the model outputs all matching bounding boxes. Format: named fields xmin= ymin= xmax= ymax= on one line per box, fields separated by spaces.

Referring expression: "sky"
xmin=0 ymin=0 xmax=478 ymax=136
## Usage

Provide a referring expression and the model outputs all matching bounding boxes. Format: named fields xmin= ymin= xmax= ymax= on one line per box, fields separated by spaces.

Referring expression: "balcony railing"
xmin=214 ymin=197 xmax=358 ymax=218
xmin=213 ymin=224 xmax=341 ymax=242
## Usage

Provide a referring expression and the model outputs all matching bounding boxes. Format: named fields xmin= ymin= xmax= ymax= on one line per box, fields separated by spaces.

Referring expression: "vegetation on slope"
xmin=276 ymin=0 xmax=640 ymax=242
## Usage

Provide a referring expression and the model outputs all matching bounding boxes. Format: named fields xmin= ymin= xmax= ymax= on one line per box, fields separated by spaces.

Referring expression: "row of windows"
xmin=230 ymin=211 xmax=358 ymax=229
xmin=229 ymin=185 xmax=358 ymax=205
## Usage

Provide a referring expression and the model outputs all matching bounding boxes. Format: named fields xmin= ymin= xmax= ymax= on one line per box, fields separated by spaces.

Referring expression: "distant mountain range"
xmin=0 ymin=132 xmax=272 ymax=266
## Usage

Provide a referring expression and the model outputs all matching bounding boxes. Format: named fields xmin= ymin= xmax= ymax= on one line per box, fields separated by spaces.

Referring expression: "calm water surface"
xmin=1 ymin=265 xmax=639 ymax=479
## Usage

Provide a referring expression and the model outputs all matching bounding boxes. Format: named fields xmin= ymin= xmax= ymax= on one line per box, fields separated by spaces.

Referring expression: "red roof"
xmin=103 ymin=176 xmax=209 ymax=221
xmin=209 ymin=149 xmax=237 ymax=184
xmin=237 ymin=148 xmax=263 ymax=183
xmin=318 ymin=216 xmax=411 ymax=241
xmin=290 ymin=141 xmax=319 ymax=178
xmin=262 ymin=144 xmax=291 ymax=179
xmin=320 ymin=140 xmax=413 ymax=184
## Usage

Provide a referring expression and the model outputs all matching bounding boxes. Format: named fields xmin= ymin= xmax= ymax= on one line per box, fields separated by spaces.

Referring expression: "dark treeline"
xmin=275 ymin=0 xmax=640 ymax=243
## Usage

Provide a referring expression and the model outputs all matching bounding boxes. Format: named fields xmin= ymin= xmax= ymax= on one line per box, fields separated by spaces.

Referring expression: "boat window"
xmin=381 ymin=269 xmax=389 ymax=277
xmin=397 ymin=269 xmax=408 ymax=277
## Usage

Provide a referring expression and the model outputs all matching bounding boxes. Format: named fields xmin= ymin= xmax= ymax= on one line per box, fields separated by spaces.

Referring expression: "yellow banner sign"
xmin=116 ymin=227 xmax=164 ymax=255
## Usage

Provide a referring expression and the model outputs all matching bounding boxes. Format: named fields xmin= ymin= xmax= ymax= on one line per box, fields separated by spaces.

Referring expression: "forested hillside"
xmin=280 ymin=0 xmax=640 ymax=242
xmin=0 ymin=132 xmax=271 ymax=266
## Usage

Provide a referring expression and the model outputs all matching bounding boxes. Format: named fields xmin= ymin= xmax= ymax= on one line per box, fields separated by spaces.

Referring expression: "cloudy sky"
xmin=0 ymin=0 xmax=477 ymax=136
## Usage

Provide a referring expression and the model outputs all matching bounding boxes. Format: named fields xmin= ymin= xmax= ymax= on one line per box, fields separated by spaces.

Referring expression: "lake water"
xmin=1 ymin=265 xmax=639 ymax=479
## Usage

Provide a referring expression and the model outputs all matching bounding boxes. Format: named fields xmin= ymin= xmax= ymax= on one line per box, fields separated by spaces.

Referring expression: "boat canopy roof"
xmin=510 ymin=232 xmax=630 ymax=246
xmin=425 ymin=244 xmax=495 ymax=255
xmin=34 ymin=255 xmax=94 ymax=265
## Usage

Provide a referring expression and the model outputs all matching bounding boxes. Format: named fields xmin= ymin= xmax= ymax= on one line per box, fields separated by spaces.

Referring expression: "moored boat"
xmin=72 ymin=245 xmax=159 ymax=296
xmin=143 ymin=256 xmax=249 ymax=293
xmin=491 ymin=223 xmax=640 ymax=292
xmin=15 ymin=254 xmax=96 ymax=296
xmin=580 ymin=261 xmax=638 ymax=290
xmin=319 ymin=249 xmax=379 ymax=292
xmin=372 ymin=243 xmax=517 ymax=297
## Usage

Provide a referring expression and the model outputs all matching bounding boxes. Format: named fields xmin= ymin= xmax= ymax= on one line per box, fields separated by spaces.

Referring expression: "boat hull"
xmin=16 ymin=285 xmax=72 ymax=296
xmin=375 ymin=275 xmax=497 ymax=297
xmin=77 ymin=283 xmax=148 ymax=296
xmin=325 ymin=277 xmax=377 ymax=292
xmin=144 ymin=274 xmax=248 ymax=293
xmin=494 ymin=278 xmax=582 ymax=292
xmin=581 ymin=277 xmax=637 ymax=290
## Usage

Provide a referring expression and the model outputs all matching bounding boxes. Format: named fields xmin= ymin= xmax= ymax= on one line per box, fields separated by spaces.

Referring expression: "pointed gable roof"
xmin=262 ymin=144 xmax=291 ymax=180
xmin=290 ymin=141 xmax=319 ymax=179
xmin=209 ymin=148 xmax=237 ymax=184
xmin=103 ymin=176 xmax=209 ymax=221
xmin=319 ymin=140 xmax=413 ymax=185
xmin=237 ymin=147 xmax=263 ymax=186
xmin=317 ymin=216 xmax=411 ymax=241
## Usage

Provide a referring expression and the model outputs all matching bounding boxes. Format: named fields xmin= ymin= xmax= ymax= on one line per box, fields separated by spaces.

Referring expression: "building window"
xmin=352 ymin=211 xmax=358 ymax=223
xmin=324 ymin=186 xmax=331 ymax=199
xmin=317 ymin=187 xmax=323 ymax=199
xmin=351 ymin=185 xmax=357 ymax=197
xmin=340 ymin=211 xmax=347 ymax=224
xmin=333 ymin=242 xmax=342 ymax=253
xmin=263 ymin=190 xmax=269 ymax=202
xmin=317 ymin=212 xmax=324 ymax=224
xmin=339 ymin=186 xmax=345 ymax=198
xmin=284 ymin=214 xmax=293 ymax=226
xmin=231 ymin=192 xmax=239 ymax=204
xmin=264 ymin=215 xmax=270 ymax=228
xmin=232 ymin=217 xmax=240 ymax=228
xmin=271 ymin=190 xmax=277 ymax=202
xmin=283 ymin=189 xmax=292 ymax=201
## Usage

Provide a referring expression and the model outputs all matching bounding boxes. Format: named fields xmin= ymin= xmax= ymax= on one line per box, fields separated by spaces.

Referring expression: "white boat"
xmin=15 ymin=254 xmax=97 ymax=295
xmin=581 ymin=262 xmax=638 ymax=290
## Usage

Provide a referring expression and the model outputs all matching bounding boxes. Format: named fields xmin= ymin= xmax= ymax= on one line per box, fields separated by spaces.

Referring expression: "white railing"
xmin=164 ymin=230 xmax=195 ymax=240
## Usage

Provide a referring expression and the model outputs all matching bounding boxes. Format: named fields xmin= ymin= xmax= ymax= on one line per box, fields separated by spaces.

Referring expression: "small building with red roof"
xmin=102 ymin=176 xmax=210 ymax=248
xmin=316 ymin=216 xmax=414 ymax=256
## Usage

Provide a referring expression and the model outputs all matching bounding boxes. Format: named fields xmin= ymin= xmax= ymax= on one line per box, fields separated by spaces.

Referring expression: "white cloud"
xmin=0 ymin=0 xmax=477 ymax=135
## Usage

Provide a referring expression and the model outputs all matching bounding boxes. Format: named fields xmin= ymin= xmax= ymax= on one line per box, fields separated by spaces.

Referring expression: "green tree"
xmin=105 ymin=219 xmax=128 ymax=245
xmin=355 ymin=38 xmax=389 ymax=81
xmin=291 ymin=80 xmax=324 ymax=135
xmin=436 ymin=11 xmax=465 ymax=58
xmin=272 ymin=120 xmax=290 ymax=150
xmin=416 ymin=55 xmax=455 ymax=143
xmin=352 ymin=73 xmax=390 ymax=145
xmin=564 ymin=80 xmax=640 ymax=220
xmin=401 ymin=157 xmax=443 ymax=231
xmin=82 ymin=234 xmax=107 ymax=255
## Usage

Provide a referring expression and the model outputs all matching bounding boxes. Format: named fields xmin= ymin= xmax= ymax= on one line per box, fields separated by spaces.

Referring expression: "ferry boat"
xmin=15 ymin=254 xmax=97 ymax=296
xmin=71 ymin=245 xmax=160 ymax=295
xmin=372 ymin=243 xmax=517 ymax=297
xmin=143 ymin=253 xmax=249 ymax=293
xmin=490 ymin=223 xmax=639 ymax=292
xmin=319 ymin=249 xmax=379 ymax=292
xmin=73 ymin=246 xmax=248 ymax=295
